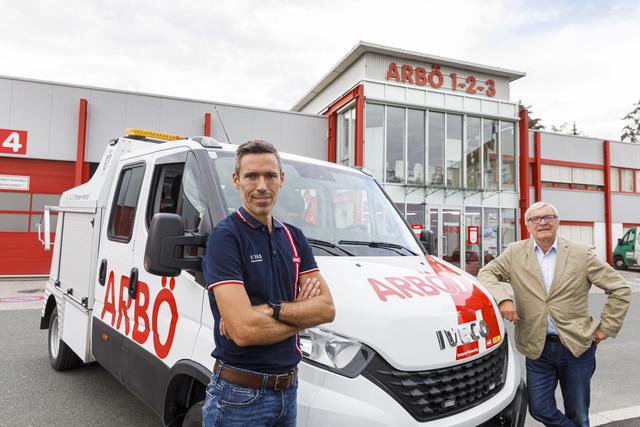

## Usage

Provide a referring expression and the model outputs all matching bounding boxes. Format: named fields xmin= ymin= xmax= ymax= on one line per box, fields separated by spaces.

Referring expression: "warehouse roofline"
xmin=291 ymin=41 xmax=526 ymax=112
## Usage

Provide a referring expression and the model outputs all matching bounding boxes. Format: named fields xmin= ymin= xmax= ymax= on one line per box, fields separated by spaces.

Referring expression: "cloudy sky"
xmin=1 ymin=0 xmax=639 ymax=140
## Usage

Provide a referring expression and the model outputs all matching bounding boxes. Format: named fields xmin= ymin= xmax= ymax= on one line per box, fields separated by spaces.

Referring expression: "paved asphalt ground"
xmin=0 ymin=271 xmax=639 ymax=426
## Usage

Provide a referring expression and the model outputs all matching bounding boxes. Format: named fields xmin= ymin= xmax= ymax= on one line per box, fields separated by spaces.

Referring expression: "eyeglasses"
xmin=528 ymin=215 xmax=558 ymax=224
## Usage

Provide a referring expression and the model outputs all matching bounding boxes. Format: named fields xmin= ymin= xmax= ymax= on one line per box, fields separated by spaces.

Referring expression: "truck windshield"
xmin=208 ymin=152 xmax=423 ymax=257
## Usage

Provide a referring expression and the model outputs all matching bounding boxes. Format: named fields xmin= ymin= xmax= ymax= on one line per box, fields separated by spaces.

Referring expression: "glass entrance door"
xmin=427 ymin=207 xmax=462 ymax=268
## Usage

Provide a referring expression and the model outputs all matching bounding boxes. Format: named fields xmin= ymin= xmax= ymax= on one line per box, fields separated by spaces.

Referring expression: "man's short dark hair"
xmin=235 ymin=140 xmax=282 ymax=174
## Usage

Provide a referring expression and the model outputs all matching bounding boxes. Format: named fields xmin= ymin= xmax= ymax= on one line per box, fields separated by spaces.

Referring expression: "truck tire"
xmin=181 ymin=401 xmax=203 ymax=427
xmin=614 ymin=256 xmax=627 ymax=270
xmin=48 ymin=309 xmax=80 ymax=371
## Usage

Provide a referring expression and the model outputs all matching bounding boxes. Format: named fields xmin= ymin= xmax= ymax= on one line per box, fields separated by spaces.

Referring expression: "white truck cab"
xmin=40 ymin=129 xmax=526 ymax=426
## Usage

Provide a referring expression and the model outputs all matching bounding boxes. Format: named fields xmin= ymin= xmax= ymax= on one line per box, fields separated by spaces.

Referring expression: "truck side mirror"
xmin=618 ymin=238 xmax=624 ymax=246
xmin=144 ymin=213 xmax=208 ymax=277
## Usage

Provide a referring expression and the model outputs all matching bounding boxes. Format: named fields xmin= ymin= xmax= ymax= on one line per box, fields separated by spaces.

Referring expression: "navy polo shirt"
xmin=202 ymin=206 xmax=319 ymax=374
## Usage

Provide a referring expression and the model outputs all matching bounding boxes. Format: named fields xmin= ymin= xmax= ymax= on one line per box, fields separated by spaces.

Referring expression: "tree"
xmin=621 ymin=99 xmax=640 ymax=143
xmin=519 ymin=103 xmax=545 ymax=130
xmin=551 ymin=121 xmax=582 ymax=136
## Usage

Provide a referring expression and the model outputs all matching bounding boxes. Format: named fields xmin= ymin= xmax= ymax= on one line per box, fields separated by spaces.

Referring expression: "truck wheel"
xmin=614 ymin=256 xmax=627 ymax=270
xmin=181 ymin=401 xmax=203 ymax=427
xmin=48 ymin=309 xmax=80 ymax=371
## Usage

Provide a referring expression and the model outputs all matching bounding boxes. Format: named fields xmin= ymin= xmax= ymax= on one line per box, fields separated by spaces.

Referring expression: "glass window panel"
xmin=610 ymin=167 xmax=619 ymax=191
xmin=466 ymin=117 xmax=482 ymax=189
xmin=636 ymin=171 xmax=640 ymax=193
xmin=108 ymin=165 xmax=145 ymax=241
xmin=0 ymin=213 xmax=29 ymax=231
xmin=501 ymin=209 xmax=516 ymax=252
xmin=406 ymin=203 xmax=425 ymax=234
xmin=0 ymin=192 xmax=30 ymax=211
xmin=426 ymin=209 xmax=439 ymax=255
xmin=31 ymin=194 xmax=62 ymax=211
xmin=386 ymin=107 xmax=405 ymax=183
xmin=483 ymin=208 xmax=499 ymax=265
xmin=483 ymin=119 xmax=499 ymax=190
xmin=364 ymin=103 xmax=384 ymax=181
xmin=428 ymin=111 xmax=445 ymax=185
xmin=464 ymin=207 xmax=481 ymax=274
xmin=407 ymin=109 xmax=425 ymax=184
xmin=446 ymin=114 xmax=462 ymax=187
xmin=338 ymin=107 xmax=356 ymax=167
xmin=500 ymin=122 xmax=515 ymax=190
xmin=442 ymin=209 xmax=461 ymax=268
xmin=621 ymin=169 xmax=634 ymax=192
xmin=395 ymin=202 xmax=406 ymax=216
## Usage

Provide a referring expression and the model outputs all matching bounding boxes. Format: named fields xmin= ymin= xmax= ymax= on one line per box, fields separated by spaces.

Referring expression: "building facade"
xmin=1 ymin=41 xmax=639 ymax=275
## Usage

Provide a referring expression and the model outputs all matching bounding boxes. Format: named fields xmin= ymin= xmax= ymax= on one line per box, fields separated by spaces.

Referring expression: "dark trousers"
xmin=526 ymin=337 xmax=596 ymax=427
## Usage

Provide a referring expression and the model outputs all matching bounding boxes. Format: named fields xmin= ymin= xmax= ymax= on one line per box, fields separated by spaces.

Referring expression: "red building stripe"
xmin=74 ymin=99 xmax=88 ymax=186
xmin=518 ymin=109 xmax=530 ymax=240
xmin=603 ymin=140 xmax=613 ymax=264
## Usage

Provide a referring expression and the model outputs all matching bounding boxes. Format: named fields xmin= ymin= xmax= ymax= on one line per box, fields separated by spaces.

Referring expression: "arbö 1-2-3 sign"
xmin=0 ymin=129 xmax=28 ymax=155
xmin=386 ymin=62 xmax=496 ymax=98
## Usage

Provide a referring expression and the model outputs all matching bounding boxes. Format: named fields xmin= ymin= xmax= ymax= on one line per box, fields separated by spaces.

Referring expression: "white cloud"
xmin=0 ymin=0 xmax=638 ymax=140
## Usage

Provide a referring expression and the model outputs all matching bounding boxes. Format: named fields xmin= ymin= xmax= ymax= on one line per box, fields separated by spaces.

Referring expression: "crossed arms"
xmin=212 ymin=271 xmax=335 ymax=347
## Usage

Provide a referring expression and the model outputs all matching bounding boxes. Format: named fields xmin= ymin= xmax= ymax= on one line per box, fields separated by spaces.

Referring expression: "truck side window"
xmin=148 ymin=153 xmax=207 ymax=233
xmin=108 ymin=164 xmax=145 ymax=242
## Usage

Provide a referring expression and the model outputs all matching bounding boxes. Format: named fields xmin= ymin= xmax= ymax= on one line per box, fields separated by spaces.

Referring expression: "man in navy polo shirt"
xmin=202 ymin=140 xmax=335 ymax=426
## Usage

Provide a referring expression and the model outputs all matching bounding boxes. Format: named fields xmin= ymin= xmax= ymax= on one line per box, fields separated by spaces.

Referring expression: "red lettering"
xmin=385 ymin=276 xmax=424 ymax=298
xmin=415 ymin=67 xmax=427 ymax=86
xmin=486 ymin=79 xmax=496 ymax=97
xmin=401 ymin=65 xmax=414 ymax=83
xmin=152 ymin=278 xmax=179 ymax=359
xmin=116 ymin=275 xmax=132 ymax=335
xmin=100 ymin=271 xmax=117 ymax=327
xmin=368 ymin=278 xmax=405 ymax=302
xmin=132 ymin=280 xmax=150 ymax=344
xmin=404 ymin=276 xmax=439 ymax=296
xmin=386 ymin=62 xmax=400 ymax=81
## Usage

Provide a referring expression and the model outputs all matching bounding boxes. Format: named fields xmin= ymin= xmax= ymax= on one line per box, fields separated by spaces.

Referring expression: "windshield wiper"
xmin=337 ymin=240 xmax=418 ymax=256
xmin=307 ymin=238 xmax=355 ymax=256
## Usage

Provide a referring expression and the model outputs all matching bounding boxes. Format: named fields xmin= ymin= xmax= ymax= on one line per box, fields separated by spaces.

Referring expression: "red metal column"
xmin=74 ymin=99 xmax=88 ymax=186
xmin=354 ymin=85 xmax=365 ymax=167
xmin=603 ymin=140 xmax=613 ymax=264
xmin=324 ymin=84 xmax=364 ymax=164
xmin=533 ymin=132 xmax=542 ymax=202
xmin=204 ymin=112 xmax=212 ymax=137
xmin=518 ymin=108 xmax=530 ymax=240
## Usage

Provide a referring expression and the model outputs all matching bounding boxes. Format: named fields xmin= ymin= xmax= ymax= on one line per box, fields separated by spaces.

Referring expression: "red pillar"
xmin=204 ymin=112 xmax=212 ymax=137
xmin=533 ymin=131 xmax=542 ymax=202
xmin=518 ymin=108 xmax=530 ymax=240
xmin=74 ymin=99 xmax=88 ymax=186
xmin=354 ymin=85 xmax=365 ymax=167
xmin=603 ymin=140 xmax=613 ymax=264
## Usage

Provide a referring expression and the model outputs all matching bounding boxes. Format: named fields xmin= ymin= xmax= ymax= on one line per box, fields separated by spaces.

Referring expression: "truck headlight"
xmin=299 ymin=328 xmax=375 ymax=378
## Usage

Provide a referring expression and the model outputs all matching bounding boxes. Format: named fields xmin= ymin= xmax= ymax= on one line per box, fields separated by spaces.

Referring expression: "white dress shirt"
xmin=533 ymin=238 xmax=560 ymax=335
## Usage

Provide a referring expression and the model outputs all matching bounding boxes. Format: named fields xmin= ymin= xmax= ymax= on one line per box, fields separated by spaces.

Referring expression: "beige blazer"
xmin=477 ymin=237 xmax=631 ymax=359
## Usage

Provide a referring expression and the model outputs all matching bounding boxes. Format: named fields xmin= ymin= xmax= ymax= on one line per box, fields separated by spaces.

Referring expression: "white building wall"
xmin=298 ymin=56 xmax=366 ymax=114
xmin=593 ymin=222 xmax=607 ymax=261
xmin=610 ymin=140 xmax=640 ymax=169
xmin=540 ymin=132 xmax=603 ymax=164
xmin=0 ymin=76 xmax=328 ymax=163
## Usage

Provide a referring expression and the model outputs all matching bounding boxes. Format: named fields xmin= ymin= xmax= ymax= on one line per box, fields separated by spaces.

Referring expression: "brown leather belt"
xmin=214 ymin=361 xmax=297 ymax=391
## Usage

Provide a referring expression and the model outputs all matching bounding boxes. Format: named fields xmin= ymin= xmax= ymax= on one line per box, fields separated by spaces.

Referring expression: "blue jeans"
xmin=202 ymin=363 xmax=298 ymax=427
xmin=526 ymin=339 xmax=597 ymax=427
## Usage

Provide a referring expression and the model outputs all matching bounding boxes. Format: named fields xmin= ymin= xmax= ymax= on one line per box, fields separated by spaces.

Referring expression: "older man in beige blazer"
xmin=478 ymin=202 xmax=631 ymax=427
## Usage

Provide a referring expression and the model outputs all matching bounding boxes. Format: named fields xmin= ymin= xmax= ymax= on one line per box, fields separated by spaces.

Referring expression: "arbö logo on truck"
xmin=100 ymin=271 xmax=178 ymax=359
xmin=367 ymin=256 xmax=501 ymax=360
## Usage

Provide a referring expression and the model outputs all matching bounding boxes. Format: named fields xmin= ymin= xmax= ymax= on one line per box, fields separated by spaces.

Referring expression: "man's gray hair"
xmin=525 ymin=201 xmax=560 ymax=222
xmin=234 ymin=140 xmax=282 ymax=174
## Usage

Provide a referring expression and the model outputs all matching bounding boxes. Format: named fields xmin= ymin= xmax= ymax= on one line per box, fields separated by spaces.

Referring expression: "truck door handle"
xmin=99 ymin=259 xmax=107 ymax=286
xmin=128 ymin=268 xmax=139 ymax=299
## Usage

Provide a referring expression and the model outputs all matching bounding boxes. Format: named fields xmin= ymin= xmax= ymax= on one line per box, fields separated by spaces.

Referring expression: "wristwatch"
xmin=267 ymin=300 xmax=282 ymax=320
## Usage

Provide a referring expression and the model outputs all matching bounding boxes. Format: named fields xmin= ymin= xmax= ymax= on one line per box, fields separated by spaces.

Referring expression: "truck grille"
xmin=362 ymin=340 xmax=508 ymax=422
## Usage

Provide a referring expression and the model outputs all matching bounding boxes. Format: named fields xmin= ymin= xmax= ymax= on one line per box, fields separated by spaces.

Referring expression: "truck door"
xmin=124 ymin=149 xmax=210 ymax=413
xmin=634 ymin=228 xmax=640 ymax=266
xmin=92 ymin=161 xmax=146 ymax=382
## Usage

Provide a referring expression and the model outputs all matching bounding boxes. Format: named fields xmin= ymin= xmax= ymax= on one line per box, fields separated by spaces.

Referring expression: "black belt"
xmin=546 ymin=334 xmax=561 ymax=343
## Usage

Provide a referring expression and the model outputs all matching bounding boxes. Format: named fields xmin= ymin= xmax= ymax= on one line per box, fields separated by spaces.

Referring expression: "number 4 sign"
xmin=0 ymin=129 xmax=28 ymax=155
